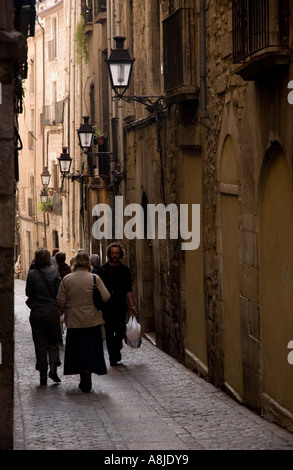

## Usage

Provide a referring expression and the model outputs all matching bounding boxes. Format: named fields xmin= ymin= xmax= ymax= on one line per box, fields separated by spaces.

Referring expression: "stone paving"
xmin=14 ymin=279 xmax=293 ymax=451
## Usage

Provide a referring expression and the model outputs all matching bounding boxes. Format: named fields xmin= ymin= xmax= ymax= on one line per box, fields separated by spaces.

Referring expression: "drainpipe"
xmin=199 ymin=0 xmax=211 ymax=129
xmin=35 ymin=15 xmax=46 ymax=248
xmin=115 ymin=1 xmax=125 ymax=197
xmin=37 ymin=15 xmax=46 ymax=167
xmin=107 ymin=0 xmax=114 ymax=155
xmin=199 ymin=0 xmax=207 ymax=115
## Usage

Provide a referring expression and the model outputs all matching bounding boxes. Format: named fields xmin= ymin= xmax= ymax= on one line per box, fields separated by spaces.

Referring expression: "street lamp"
xmin=106 ymin=36 xmax=167 ymax=113
xmin=106 ymin=36 xmax=135 ymax=97
xmin=77 ymin=116 xmax=95 ymax=149
xmin=40 ymin=166 xmax=51 ymax=187
xmin=58 ymin=147 xmax=72 ymax=177
xmin=40 ymin=188 xmax=49 ymax=204
xmin=58 ymin=146 xmax=86 ymax=186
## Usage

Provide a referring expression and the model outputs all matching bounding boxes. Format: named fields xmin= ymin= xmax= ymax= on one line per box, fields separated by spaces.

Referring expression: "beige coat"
xmin=57 ymin=268 xmax=110 ymax=328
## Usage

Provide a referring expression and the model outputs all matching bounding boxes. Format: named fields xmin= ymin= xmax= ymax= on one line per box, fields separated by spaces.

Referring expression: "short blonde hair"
xmin=72 ymin=251 xmax=91 ymax=272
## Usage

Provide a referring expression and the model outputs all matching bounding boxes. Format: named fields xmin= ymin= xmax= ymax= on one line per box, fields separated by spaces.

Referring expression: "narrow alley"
xmin=14 ymin=279 xmax=293 ymax=454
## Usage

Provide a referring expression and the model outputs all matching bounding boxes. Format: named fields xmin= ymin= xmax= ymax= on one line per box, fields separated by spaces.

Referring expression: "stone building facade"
xmin=15 ymin=0 xmax=293 ymax=434
xmin=17 ymin=0 xmax=101 ymax=278
xmin=108 ymin=0 xmax=293 ymax=430
xmin=203 ymin=0 xmax=293 ymax=430
xmin=0 ymin=0 xmax=35 ymax=450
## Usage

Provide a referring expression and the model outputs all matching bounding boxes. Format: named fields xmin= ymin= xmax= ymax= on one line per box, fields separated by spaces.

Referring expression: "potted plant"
xmin=38 ymin=200 xmax=53 ymax=212
xmin=93 ymin=126 xmax=104 ymax=146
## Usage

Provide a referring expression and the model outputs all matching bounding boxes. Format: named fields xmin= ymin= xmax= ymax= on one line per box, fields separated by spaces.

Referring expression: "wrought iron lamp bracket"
xmin=112 ymin=94 xmax=168 ymax=114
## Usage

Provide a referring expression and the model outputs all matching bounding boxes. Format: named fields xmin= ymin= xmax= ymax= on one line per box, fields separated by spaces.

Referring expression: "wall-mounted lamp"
xmin=106 ymin=36 xmax=168 ymax=113
xmin=58 ymin=146 xmax=86 ymax=188
xmin=77 ymin=116 xmax=95 ymax=149
xmin=58 ymin=146 xmax=72 ymax=176
xmin=41 ymin=166 xmax=51 ymax=187
xmin=40 ymin=166 xmax=52 ymax=211
xmin=40 ymin=188 xmax=49 ymax=204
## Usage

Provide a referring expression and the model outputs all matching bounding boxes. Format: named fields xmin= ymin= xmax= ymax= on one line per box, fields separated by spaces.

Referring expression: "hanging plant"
xmin=74 ymin=17 xmax=89 ymax=64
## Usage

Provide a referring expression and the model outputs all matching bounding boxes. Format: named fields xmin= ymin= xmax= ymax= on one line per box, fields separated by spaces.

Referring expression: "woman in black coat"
xmin=26 ymin=247 xmax=61 ymax=385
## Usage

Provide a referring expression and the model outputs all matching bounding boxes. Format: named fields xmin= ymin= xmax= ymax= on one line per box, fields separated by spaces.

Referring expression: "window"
xmin=28 ymin=108 xmax=35 ymax=149
xmin=29 ymin=58 xmax=34 ymax=93
xmin=280 ymin=0 xmax=290 ymax=48
xmin=163 ymin=8 xmax=197 ymax=101
xmin=48 ymin=16 xmax=57 ymax=60
xmin=232 ymin=0 xmax=290 ymax=63
xmin=232 ymin=0 xmax=269 ymax=62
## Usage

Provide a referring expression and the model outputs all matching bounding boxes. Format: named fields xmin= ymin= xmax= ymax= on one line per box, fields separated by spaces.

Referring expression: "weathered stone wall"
xmin=0 ymin=1 xmax=27 ymax=449
xmin=203 ymin=0 xmax=293 ymax=428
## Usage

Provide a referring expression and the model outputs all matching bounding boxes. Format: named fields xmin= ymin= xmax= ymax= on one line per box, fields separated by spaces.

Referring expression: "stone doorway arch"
xmin=219 ymin=135 xmax=243 ymax=398
xmin=136 ymin=192 xmax=155 ymax=340
xmin=259 ymin=144 xmax=293 ymax=414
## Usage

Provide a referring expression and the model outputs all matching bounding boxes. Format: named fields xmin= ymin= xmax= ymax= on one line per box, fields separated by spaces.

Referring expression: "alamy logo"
xmin=287 ymin=81 xmax=293 ymax=104
xmin=288 ymin=341 xmax=293 ymax=364
xmin=92 ymin=196 xmax=200 ymax=250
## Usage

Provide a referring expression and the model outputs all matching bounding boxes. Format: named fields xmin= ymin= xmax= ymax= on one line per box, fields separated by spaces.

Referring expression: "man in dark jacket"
xmin=98 ymin=243 xmax=136 ymax=366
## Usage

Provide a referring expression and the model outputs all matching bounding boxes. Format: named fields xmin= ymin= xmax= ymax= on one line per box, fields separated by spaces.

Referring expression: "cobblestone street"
xmin=14 ymin=280 xmax=293 ymax=453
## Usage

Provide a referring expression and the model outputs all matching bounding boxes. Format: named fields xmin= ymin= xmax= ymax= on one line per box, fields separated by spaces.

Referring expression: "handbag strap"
xmin=93 ymin=274 xmax=97 ymax=287
xmin=37 ymin=269 xmax=56 ymax=298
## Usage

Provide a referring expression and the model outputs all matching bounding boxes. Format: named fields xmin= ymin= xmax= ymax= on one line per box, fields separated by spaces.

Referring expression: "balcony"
xmin=94 ymin=0 xmax=106 ymax=24
xmin=42 ymin=100 xmax=64 ymax=126
xmin=83 ymin=0 xmax=106 ymax=26
xmin=232 ymin=0 xmax=291 ymax=81
xmin=163 ymin=8 xmax=198 ymax=103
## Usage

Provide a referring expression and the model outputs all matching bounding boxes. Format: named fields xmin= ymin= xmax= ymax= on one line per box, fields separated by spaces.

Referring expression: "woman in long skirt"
xmin=57 ymin=251 xmax=110 ymax=392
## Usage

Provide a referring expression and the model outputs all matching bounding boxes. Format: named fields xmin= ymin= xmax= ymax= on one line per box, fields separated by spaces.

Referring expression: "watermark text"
xmin=92 ymin=196 xmax=200 ymax=250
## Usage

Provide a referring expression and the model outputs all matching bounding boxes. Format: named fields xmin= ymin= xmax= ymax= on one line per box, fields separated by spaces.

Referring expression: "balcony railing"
xmin=232 ymin=0 xmax=269 ymax=62
xmin=232 ymin=0 xmax=290 ymax=63
xmin=42 ymin=101 xmax=64 ymax=126
xmin=163 ymin=8 xmax=198 ymax=102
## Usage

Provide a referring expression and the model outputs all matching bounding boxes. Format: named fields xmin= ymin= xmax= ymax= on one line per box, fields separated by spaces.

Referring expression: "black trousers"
xmin=104 ymin=313 xmax=126 ymax=364
xmin=29 ymin=305 xmax=61 ymax=371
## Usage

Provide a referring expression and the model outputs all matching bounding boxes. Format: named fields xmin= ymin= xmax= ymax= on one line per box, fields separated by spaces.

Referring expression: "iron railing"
xmin=163 ymin=8 xmax=196 ymax=92
xmin=232 ymin=0 xmax=269 ymax=62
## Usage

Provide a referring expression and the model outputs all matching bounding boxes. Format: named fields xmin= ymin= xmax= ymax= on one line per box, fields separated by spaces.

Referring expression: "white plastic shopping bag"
xmin=125 ymin=315 xmax=142 ymax=348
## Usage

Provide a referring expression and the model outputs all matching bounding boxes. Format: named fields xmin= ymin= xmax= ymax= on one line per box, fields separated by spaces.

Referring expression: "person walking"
xmin=90 ymin=253 xmax=100 ymax=274
xmin=57 ymin=251 xmax=110 ymax=392
xmin=55 ymin=251 xmax=71 ymax=279
xmin=98 ymin=242 xmax=137 ymax=366
xmin=51 ymin=248 xmax=59 ymax=269
xmin=25 ymin=247 xmax=62 ymax=385
xmin=55 ymin=251 xmax=71 ymax=343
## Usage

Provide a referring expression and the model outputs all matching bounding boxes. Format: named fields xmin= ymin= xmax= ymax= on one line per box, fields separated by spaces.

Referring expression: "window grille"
xmin=232 ymin=0 xmax=269 ymax=62
xmin=163 ymin=8 xmax=196 ymax=98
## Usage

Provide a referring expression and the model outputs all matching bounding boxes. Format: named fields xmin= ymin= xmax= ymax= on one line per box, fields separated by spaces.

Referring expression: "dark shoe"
xmin=49 ymin=371 xmax=61 ymax=383
xmin=110 ymin=351 xmax=121 ymax=366
xmin=40 ymin=371 xmax=47 ymax=385
xmin=79 ymin=371 xmax=92 ymax=392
